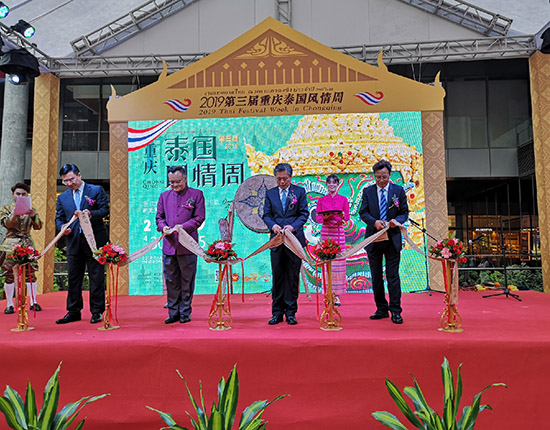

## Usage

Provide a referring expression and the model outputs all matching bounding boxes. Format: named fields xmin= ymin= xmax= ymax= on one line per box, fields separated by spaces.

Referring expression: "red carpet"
xmin=0 ymin=290 xmax=548 ymax=429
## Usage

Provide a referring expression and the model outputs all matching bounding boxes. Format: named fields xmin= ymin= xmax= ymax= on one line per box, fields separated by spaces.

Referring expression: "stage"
xmin=0 ymin=290 xmax=548 ymax=429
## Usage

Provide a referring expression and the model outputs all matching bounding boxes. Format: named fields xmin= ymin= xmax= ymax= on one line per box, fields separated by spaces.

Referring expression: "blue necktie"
xmin=281 ymin=189 xmax=287 ymax=210
xmin=379 ymin=188 xmax=387 ymax=221
xmin=73 ymin=189 xmax=81 ymax=210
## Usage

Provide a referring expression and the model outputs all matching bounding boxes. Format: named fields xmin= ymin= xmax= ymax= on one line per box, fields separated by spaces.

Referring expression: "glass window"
xmin=445 ymin=81 xmax=487 ymax=148
xmin=488 ymin=80 xmax=531 ymax=148
xmin=61 ymin=84 xmax=100 ymax=150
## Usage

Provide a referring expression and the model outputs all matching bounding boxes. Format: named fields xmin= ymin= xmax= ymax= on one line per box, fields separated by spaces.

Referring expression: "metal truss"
xmin=334 ymin=35 xmax=536 ymax=65
xmin=397 ymin=0 xmax=513 ymax=36
xmin=0 ymin=22 xmax=56 ymax=71
xmin=69 ymin=0 xmax=200 ymax=57
xmin=276 ymin=0 xmax=292 ymax=27
xmin=47 ymin=35 xmax=536 ymax=78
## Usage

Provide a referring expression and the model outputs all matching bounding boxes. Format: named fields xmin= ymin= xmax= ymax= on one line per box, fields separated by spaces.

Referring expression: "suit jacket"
xmin=262 ymin=184 xmax=309 ymax=246
xmin=359 ymin=183 xmax=409 ymax=252
xmin=156 ymin=186 xmax=206 ymax=255
xmin=55 ymin=183 xmax=109 ymax=256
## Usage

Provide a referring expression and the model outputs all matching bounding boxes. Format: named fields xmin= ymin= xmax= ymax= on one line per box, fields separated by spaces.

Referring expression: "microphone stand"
xmin=482 ymin=243 xmax=521 ymax=301
xmin=409 ymin=219 xmax=443 ymax=295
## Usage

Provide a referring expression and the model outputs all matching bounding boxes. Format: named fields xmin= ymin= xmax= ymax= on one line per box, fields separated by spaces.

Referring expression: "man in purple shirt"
xmin=156 ymin=166 xmax=205 ymax=324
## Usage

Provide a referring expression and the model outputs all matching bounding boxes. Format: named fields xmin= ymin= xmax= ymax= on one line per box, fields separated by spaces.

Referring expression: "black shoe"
xmin=30 ymin=304 xmax=42 ymax=312
xmin=268 ymin=315 xmax=283 ymax=325
xmin=391 ymin=312 xmax=403 ymax=324
xmin=370 ymin=310 xmax=389 ymax=320
xmin=165 ymin=315 xmax=180 ymax=324
xmin=90 ymin=313 xmax=102 ymax=324
xmin=56 ymin=313 xmax=81 ymax=324
xmin=286 ymin=315 xmax=298 ymax=325
xmin=180 ymin=315 xmax=191 ymax=323
xmin=4 ymin=306 xmax=14 ymax=315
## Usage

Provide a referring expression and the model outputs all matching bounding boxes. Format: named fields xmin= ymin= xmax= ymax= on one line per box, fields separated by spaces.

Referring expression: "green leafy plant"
xmin=0 ymin=362 xmax=108 ymax=430
xmin=372 ymin=357 xmax=506 ymax=430
xmin=148 ymin=364 xmax=287 ymax=430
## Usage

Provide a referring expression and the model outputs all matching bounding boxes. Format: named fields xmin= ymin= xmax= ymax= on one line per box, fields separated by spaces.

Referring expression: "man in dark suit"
xmin=262 ymin=163 xmax=309 ymax=325
xmin=55 ymin=164 xmax=109 ymax=324
xmin=359 ymin=160 xmax=409 ymax=324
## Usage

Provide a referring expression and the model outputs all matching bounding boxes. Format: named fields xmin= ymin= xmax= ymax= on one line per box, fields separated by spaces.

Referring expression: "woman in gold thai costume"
xmin=0 ymin=183 xmax=42 ymax=314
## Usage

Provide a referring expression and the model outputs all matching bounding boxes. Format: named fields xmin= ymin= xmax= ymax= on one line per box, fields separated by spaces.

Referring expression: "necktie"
xmin=281 ymin=189 xmax=288 ymax=210
xmin=73 ymin=189 xmax=81 ymax=210
xmin=379 ymin=188 xmax=387 ymax=221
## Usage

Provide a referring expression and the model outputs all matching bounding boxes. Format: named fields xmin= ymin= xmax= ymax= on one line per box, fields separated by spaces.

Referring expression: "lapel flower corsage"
xmin=388 ymin=195 xmax=399 ymax=210
xmin=288 ymin=191 xmax=298 ymax=209
xmin=183 ymin=197 xmax=195 ymax=210
xmin=85 ymin=195 xmax=96 ymax=206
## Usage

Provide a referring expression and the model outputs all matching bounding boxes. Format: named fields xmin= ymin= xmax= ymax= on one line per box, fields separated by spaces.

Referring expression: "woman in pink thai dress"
xmin=315 ymin=174 xmax=350 ymax=305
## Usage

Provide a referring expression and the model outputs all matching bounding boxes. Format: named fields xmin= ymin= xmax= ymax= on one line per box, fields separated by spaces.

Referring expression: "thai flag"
xmin=354 ymin=91 xmax=384 ymax=105
xmin=128 ymin=120 xmax=177 ymax=151
xmin=164 ymin=98 xmax=192 ymax=112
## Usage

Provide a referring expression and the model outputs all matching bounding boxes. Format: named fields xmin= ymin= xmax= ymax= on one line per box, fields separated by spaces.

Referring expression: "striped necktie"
xmin=379 ymin=188 xmax=387 ymax=221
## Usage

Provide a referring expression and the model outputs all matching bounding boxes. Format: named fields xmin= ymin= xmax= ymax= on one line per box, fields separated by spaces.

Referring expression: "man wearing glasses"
xmin=359 ymin=160 xmax=409 ymax=324
xmin=156 ymin=166 xmax=205 ymax=324
xmin=55 ymin=164 xmax=109 ymax=324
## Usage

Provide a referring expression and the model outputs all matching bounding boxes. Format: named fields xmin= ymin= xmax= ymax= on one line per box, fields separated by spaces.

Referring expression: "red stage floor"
xmin=0 ymin=290 xmax=549 ymax=429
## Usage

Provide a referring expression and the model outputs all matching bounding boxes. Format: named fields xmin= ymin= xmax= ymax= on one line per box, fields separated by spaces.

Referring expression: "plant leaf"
xmin=146 ymin=406 xmax=182 ymax=428
xmin=207 ymin=409 xmax=222 ymax=430
xmin=220 ymin=365 xmax=239 ymax=430
xmin=454 ymin=363 xmax=463 ymax=421
xmin=0 ymin=396 xmax=25 ymax=430
xmin=371 ymin=411 xmax=409 ymax=430
xmin=24 ymin=382 xmax=37 ymax=429
xmin=184 ymin=380 xmax=207 ymax=430
xmin=53 ymin=394 xmax=109 ymax=430
xmin=238 ymin=395 xmax=287 ymax=429
xmin=440 ymin=358 xmax=455 ymax=430
xmin=37 ymin=378 xmax=59 ymax=429
xmin=3 ymin=386 xmax=27 ymax=429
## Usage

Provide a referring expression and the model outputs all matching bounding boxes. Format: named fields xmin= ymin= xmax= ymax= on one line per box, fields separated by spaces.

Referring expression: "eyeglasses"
xmin=169 ymin=179 xmax=184 ymax=185
xmin=62 ymin=177 xmax=78 ymax=184
xmin=375 ymin=175 xmax=389 ymax=180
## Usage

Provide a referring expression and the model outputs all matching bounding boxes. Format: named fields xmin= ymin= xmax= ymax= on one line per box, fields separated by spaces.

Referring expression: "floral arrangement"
xmin=206 ymin=240 xmax=237 ymax=261
xmin=388 ymin=195 xmax=399 ymax=210
xmin=85 ymin=195 xmax=96 ymax=206
xmin=429 ymin=236 xmax=467 ymax=263
xmin=94 ymin=243 xmax=127 ymax=265
xmin=183 ymin=197 xmax=195 ymax=210
xmin=313 ymin=238 xmax=341 ymax=261
xmin=288 ymin=191 xmax=298 ymax=208
xmin=6 ymin=245 xmax=40 ymax=267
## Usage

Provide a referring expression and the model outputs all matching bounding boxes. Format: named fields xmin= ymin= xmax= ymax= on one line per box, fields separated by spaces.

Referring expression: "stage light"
xmin=11 ymin=19 xmax=34 ymax=38
xmin=0 ymin=48 xmax=40 ymax=84
xmin=541 ymin=28 xmax=550 ymax=54
xmin=0 ymin=2 xmax=9 ymax=19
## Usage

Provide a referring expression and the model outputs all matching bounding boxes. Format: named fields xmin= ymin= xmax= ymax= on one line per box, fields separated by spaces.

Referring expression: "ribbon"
xmin=38 ymin=214 xmax=78 ymax=258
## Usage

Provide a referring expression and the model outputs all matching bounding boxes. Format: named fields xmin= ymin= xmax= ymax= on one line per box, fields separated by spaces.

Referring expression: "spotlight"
xmin=11 ymin=19 xmax=34 ymax=38
xmin=0 ymin=48 xmax=40 ymax=84
xmin=0 ymin=2 xmax=9 ymax=19
xmin=541 ymin=28 xmax=550 ymax=54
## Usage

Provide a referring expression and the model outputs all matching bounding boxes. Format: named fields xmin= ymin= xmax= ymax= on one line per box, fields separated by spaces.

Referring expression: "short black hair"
xmin=274 ymin=163 xmax=292 ymax=177
xmin=59 ymin=164 xmax=80 ymax=176
xmin=326 ymin=174 xmax=340 ymax=183
xmin=11 ymin=182 xmax=30 ymax=193
xmin=167 ymin=166 xmax=187 ymax=176
xmin=373 ymin=160 xmax=392 ymax=173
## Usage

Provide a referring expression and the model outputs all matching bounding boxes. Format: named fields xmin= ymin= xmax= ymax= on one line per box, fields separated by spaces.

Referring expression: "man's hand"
xmin=374 ymin=220 xmax=386 ymax=230
xmin=83 ymin=209 xmax=91 ymax=218
xmin=389 ymin=219 xmax=398 ymax=228
xmin=283 ymin=225 xmax=295 ymax=233
xmin=272 ymin=224 xmax=282 ymax=234
xmin=163 ymin=226 xmax=173 ymax=234
xmin=26 ymin=209 xmax=36 ymax=218
xmin=63 ymin=227 xmax=72 ymax=235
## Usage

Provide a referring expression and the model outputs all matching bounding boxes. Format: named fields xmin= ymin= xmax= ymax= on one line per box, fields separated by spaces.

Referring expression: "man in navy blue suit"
xmin=359 ymin=160 xmax=409 ymax=324
xmin=55 ymin=164 xmax=109 ymax=324
xmin=262 ymin=163 xmax=309 ymax=325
